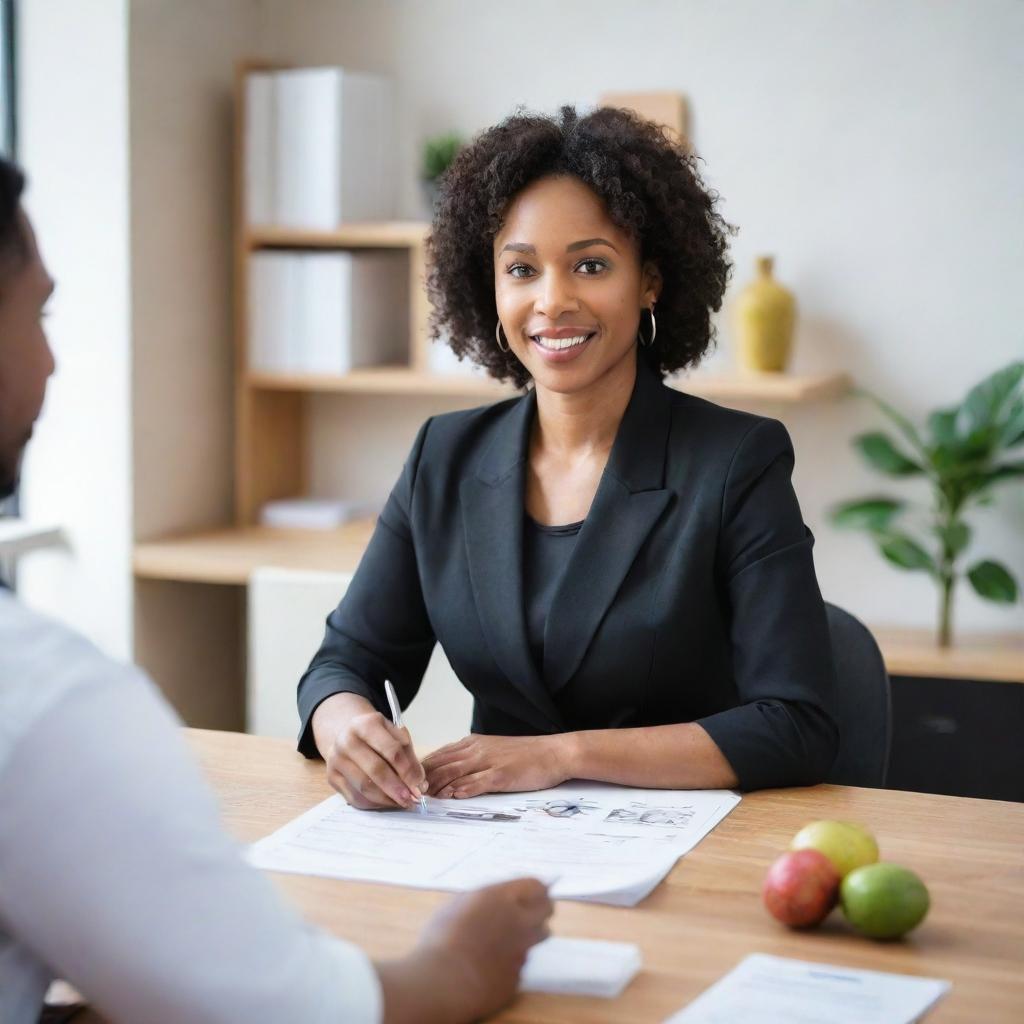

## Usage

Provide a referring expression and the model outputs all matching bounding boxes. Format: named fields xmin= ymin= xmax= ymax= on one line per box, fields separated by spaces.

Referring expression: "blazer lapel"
xmin=461 ymin=391 xmax=565 ymax=733
xmin=543 ymin=358 xmax=673 ymax=692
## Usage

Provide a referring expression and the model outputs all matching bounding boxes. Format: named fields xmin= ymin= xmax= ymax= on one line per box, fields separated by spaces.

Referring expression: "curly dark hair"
xmin=426 ymin=104 xmax=733 ymax=389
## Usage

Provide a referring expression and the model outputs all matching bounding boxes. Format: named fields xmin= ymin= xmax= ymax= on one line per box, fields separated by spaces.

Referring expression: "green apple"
xmin=841 ymin=863 xmax=930 ymax=939
xmin=791 ymin=820 xmax=879 ymax=878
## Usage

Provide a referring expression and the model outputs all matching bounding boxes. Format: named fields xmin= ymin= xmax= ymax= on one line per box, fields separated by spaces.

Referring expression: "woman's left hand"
xmin=422 ymin=734 xmax=573 ymax=799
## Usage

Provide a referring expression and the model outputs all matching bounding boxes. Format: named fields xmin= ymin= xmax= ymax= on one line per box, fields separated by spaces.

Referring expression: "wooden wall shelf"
xmin=134 ymin=522 xmax=376 ymax=586
xmin=248 ymin=222 xmax=428 ymax=250
xmin=674 ymin=370 xmax=851 ymax=403
xmin=246 ymin=367 xmax=851 ymax=403
xmin=248 ymin=366 xmax=513 ymax=398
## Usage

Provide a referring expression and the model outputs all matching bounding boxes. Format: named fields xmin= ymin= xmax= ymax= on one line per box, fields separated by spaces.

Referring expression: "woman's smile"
xmin=528 ymin=325 xmax=599 ymax=362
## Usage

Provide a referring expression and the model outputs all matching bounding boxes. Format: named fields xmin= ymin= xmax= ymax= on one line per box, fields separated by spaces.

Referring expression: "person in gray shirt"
xmin=0 ymin=157 xmax=552 ymax=1024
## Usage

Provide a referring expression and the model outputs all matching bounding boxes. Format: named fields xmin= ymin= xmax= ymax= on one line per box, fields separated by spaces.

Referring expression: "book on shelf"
xmin=248 ymin=250 xmax=407 ymax=375
xmin=259 ymin=498 xmax=380 ymax=530
xmin=245 ymin=66 xmax=395 ymax=230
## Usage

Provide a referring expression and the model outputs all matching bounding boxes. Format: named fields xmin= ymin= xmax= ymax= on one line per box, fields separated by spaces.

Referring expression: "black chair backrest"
xmin=824 ymin=603 xmax=892 ymax=788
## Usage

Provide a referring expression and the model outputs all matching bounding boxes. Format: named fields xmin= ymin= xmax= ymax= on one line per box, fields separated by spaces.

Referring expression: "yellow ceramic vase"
xmin=736 ymin=256 xmax=796 ymax=373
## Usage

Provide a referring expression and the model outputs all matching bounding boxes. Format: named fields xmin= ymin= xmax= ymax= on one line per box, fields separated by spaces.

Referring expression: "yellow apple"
xmin=791 ymin=820 xmax=879 ymax=879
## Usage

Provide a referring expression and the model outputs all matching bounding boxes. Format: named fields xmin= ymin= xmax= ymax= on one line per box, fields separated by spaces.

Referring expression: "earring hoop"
xmin=495 ymin=321 xmax=509 ymax=353
xmin=638 ymin=306 xmax=657 ymax=347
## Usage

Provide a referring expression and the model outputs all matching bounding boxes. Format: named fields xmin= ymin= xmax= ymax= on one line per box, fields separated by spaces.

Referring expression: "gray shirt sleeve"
xmin=0 ymin=668 xmax=382 ymax=1024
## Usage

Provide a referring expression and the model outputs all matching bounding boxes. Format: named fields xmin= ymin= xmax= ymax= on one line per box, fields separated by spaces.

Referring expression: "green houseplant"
xmin=420 ymin=132 xmax=463 ymax=211
xmin=831 ymin=361 xmax=1023 ymax=647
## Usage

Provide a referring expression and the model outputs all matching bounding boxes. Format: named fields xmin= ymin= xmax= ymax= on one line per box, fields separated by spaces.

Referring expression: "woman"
xmin=299 ymin=105 xmax=838 ymax=808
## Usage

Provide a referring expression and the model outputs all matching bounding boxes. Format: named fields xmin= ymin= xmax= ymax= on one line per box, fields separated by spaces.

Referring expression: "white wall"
xmin=129 ymin=0 xmax=260 ymax=725
xmin=262 ymin=0 xmax=1024 ymax=635
xmin=17 ymin=0 xmax=134 ymax=659
xmin=131 ymin=0 xmax=257 ymax=542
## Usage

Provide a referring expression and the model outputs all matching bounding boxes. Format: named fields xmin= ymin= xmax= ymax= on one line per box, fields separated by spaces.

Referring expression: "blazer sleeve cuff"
xmin=296 ymin=673 xmax=389 ymax=759
xmin=697 ymin=699 xmax=837 ymax=792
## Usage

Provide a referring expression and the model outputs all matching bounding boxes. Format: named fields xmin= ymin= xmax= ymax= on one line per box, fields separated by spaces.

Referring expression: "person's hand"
xmin=376 ymin=878 xmax=553 ymax=1024
xmin=422 ymin=733 xmax=573 ymax=799
xmin=312 ymin=693 xmax=426 ymax=810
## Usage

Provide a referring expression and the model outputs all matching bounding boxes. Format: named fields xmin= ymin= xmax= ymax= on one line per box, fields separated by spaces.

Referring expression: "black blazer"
xmin=297 ymin=358 xmax=839 ymax=790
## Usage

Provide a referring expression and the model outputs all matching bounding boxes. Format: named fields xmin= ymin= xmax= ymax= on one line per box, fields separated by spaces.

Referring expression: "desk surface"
xmin=188 ymin=729 xmax=1024 ymax=1023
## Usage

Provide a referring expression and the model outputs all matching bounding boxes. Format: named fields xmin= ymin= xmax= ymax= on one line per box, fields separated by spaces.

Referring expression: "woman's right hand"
xmin=311 ymin=692 xmax=426 ymax=810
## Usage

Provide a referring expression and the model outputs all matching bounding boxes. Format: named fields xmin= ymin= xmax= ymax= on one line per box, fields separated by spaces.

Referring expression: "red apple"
xmin=762 ymin=849 xmax=841 ymax=928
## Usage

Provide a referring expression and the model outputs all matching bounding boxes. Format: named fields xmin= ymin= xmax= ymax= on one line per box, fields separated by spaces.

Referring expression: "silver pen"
xmin=383 ymin=679 xmax=428 ymax=814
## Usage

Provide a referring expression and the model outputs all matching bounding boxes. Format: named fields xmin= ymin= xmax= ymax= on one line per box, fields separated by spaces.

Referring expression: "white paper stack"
xmin=248 ymin=250 xmax=407 ymax=374
xmin=245 ymin=67 xmax=395 ymax=229
xmin=259 ymin=498 xmax=379 ymax=530
xmin=521 ymin=937 xmax=642 ymax=998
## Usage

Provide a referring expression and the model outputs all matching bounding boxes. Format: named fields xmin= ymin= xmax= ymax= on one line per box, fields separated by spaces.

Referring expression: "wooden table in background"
xmin=188 ymin=729 xmax=1024 ymax=1023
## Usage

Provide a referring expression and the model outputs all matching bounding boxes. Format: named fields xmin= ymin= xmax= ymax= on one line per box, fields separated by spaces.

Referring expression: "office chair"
xmin=824 ymin=603 xmax=892 ymax=788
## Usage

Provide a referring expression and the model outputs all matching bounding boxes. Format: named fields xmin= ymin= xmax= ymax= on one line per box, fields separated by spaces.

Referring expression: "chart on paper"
xmin=247 ymin=782 xmax=740 ymax=906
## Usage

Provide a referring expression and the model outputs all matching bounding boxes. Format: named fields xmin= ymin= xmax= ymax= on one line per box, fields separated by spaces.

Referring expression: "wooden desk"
xmin=188 ymin=729 xmax=1024 ymax=1023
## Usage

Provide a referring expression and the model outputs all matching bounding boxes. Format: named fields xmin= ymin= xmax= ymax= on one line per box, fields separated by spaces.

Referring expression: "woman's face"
xmin=493 ymin=174 xmax=660 ymax=396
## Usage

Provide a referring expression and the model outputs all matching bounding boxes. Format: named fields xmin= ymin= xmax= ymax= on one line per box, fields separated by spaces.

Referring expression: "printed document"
xmin=664 ymin=954 xmax=950 ymax=1023
xmin=248 ymin=781 xmax=740 ymax=906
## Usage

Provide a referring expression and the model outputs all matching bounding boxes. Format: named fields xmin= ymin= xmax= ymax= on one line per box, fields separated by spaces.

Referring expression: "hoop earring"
xmin=495 ymin=321 xmax=509 ymax=353
xmin=638 ymin=306 xmax=657 ymax=347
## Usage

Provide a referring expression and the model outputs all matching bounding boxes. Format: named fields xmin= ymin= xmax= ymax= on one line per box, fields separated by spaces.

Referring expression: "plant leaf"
xmin=934 ymin=521 xmax=971 ymax=557
xmin=831 ymin=497 xmax=904 ymax=531
xmin=962 ymin=361 xmax=1024 ymax=436
xmin=981 ymin=461 xmax=1024 ymax=488
xmin=967 ymin=560 xmax=1019 ymax=603
xmin=878 ymin=533 xmax=937 ymax=574
xmin=1000 ymin=396 xmax=1024 ymax=449
xmin=928 ymin=407 xmax=960 ymax=447
xmin=855 ymin=432 xmax=924 ymax=476
xmin=857 ymin=388 xmax=927 ymax=459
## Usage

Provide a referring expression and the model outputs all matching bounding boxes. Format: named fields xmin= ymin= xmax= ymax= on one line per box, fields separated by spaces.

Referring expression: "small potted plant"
xmin=831 ymin=361 xmax=1023 ymax=647
xmin=421 ymin=132 xmax=463 ymax=214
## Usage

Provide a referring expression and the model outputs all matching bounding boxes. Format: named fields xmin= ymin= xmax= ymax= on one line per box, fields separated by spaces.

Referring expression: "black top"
xmin=296 ymin=357 xmax=839 ymax=791
xmin=523 ymin=515 xmax=584 ymax=678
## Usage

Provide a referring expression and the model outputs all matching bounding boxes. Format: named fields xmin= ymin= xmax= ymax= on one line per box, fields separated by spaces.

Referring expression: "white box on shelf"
xmin=248 ymin=251 xmax=299 ymax=373
xmin=249 ymin=250 xmax=407 ymax=375
xmin=244 ymin=72 xmax=276 ymax=228
xmin=298 ymin=252 xmax=347 ymax=375
xmin=273 ymin=67 xmax=395 ymax=229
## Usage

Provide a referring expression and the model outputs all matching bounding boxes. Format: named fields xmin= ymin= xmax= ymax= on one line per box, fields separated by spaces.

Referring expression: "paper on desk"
xmin=664 ymin=954 xmax=951 ymax=1024
xmin=521 ymin=937 xmax=642 ymax=997
xmin=247 ymin=781 xmax=739 ymax=906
